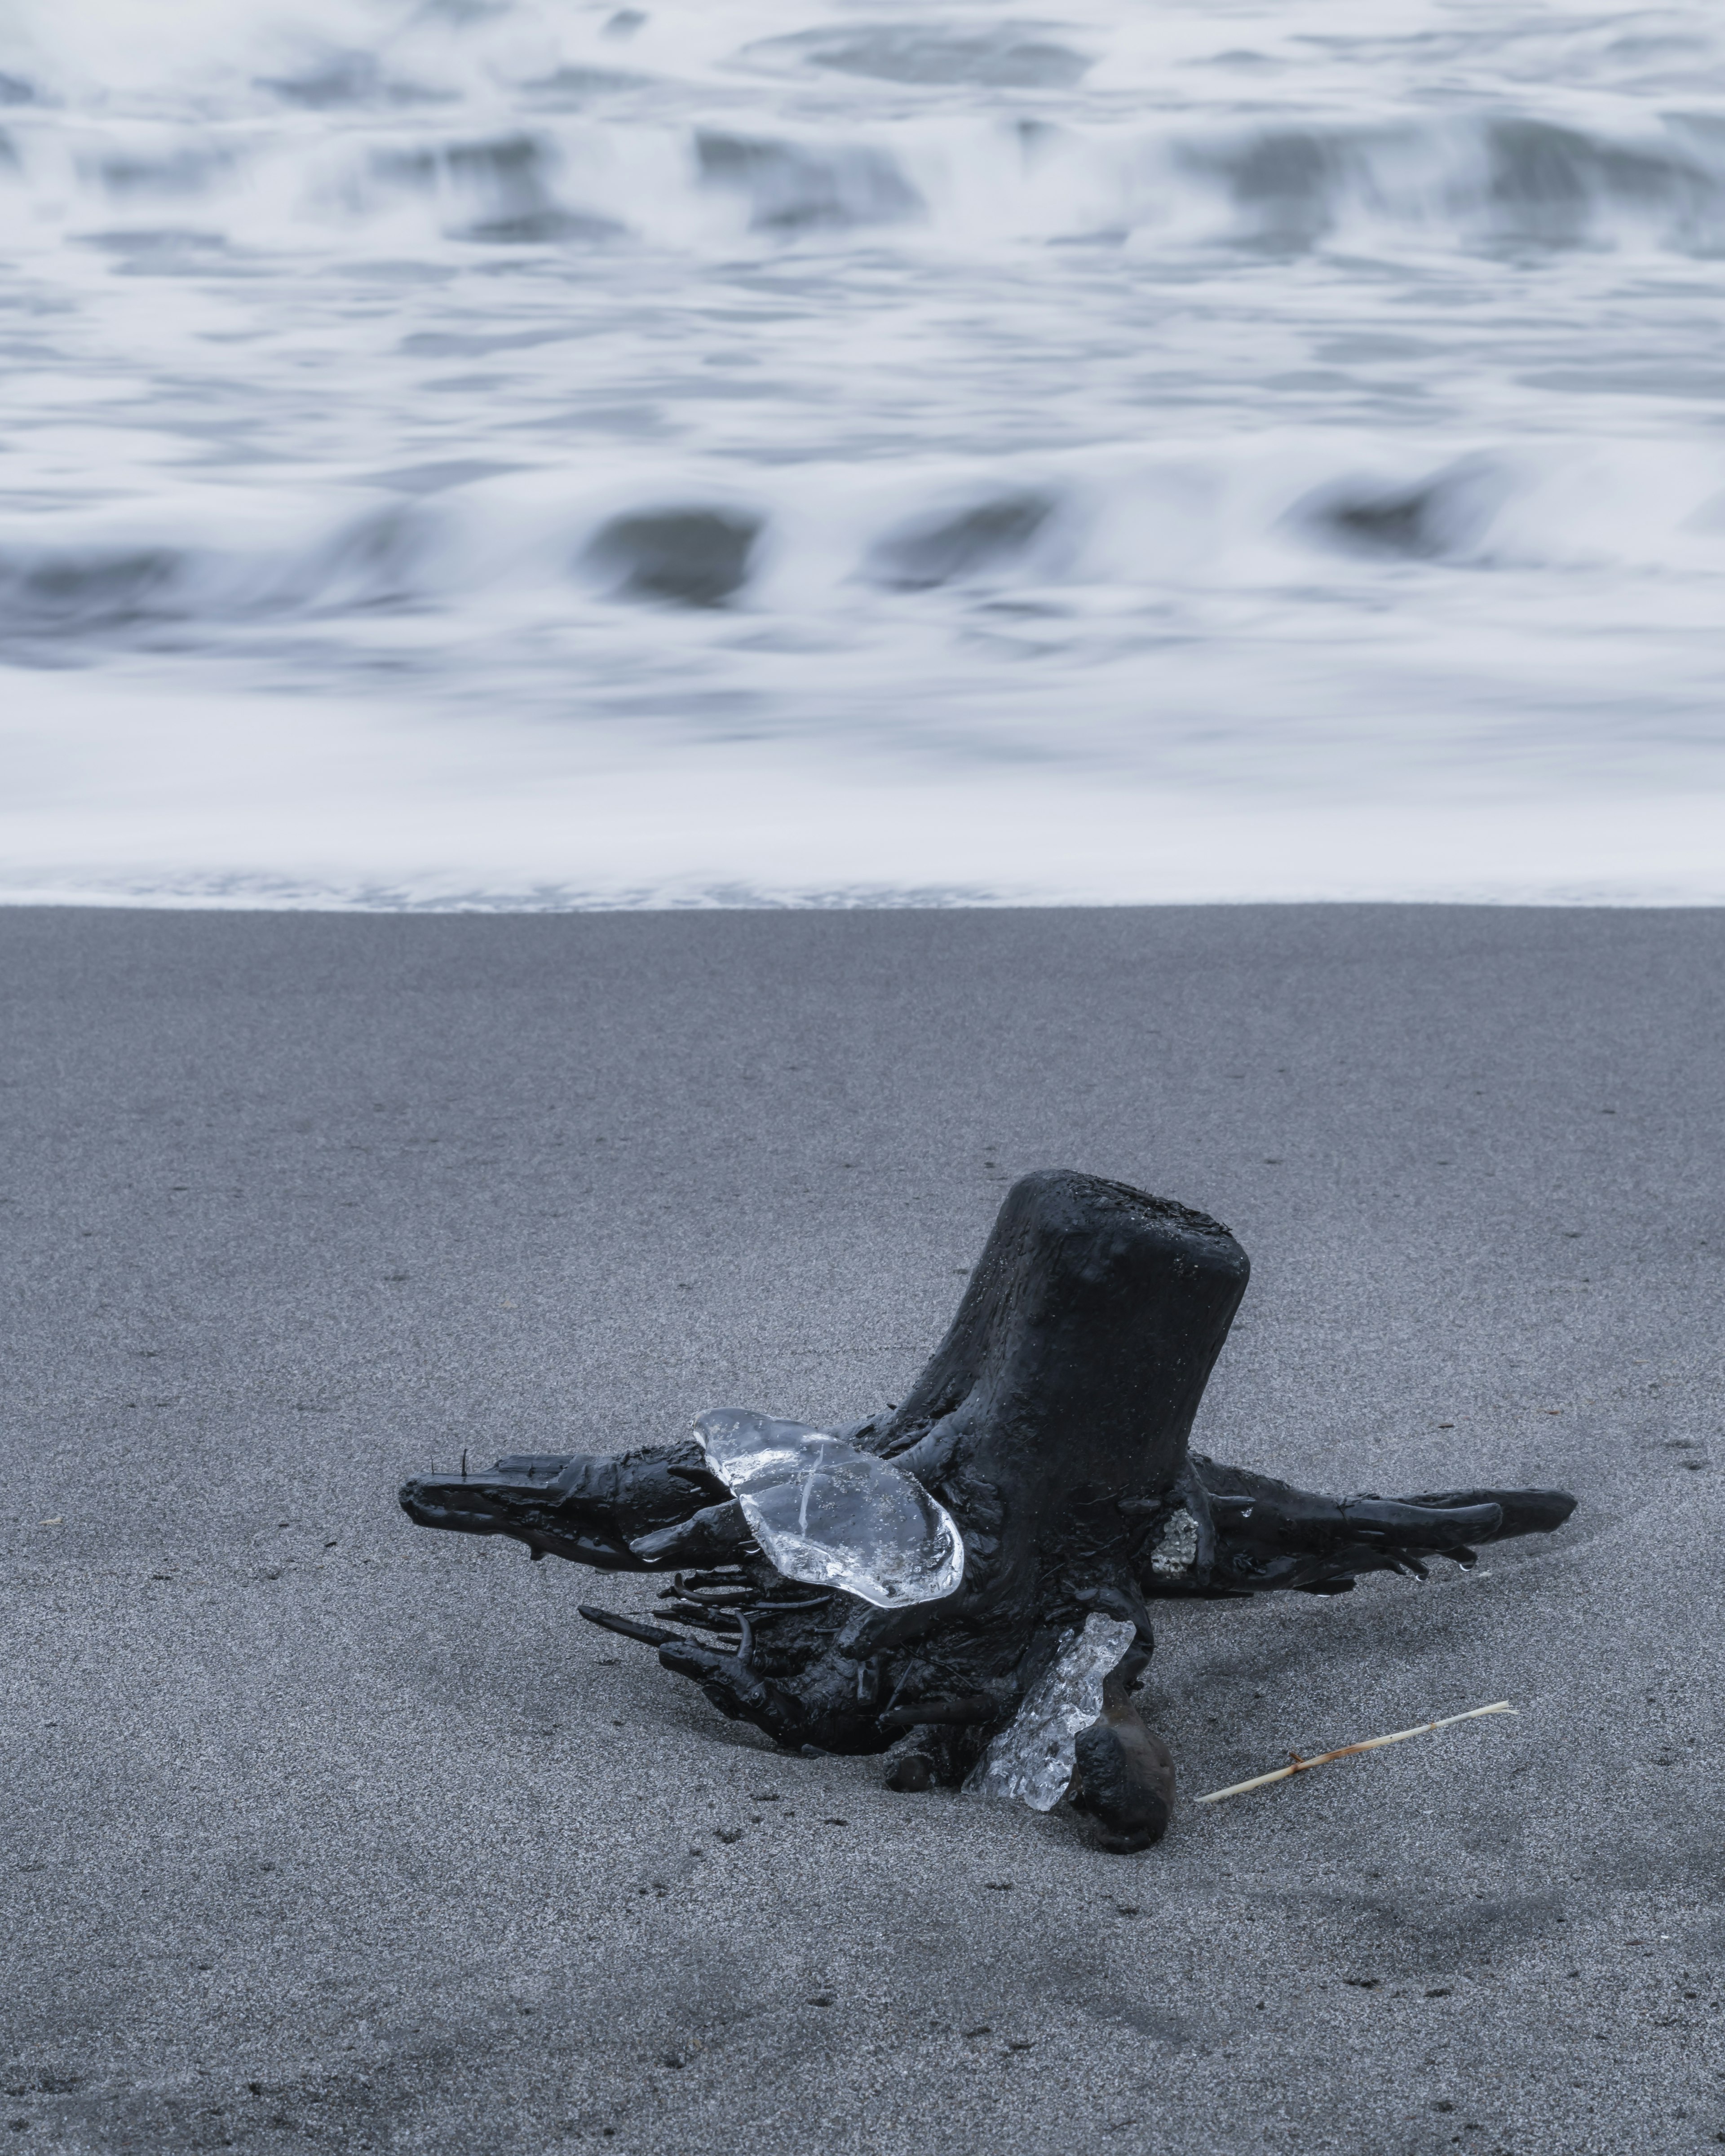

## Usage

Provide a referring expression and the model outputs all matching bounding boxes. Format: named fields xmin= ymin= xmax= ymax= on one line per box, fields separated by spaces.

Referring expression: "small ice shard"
xmin=1148 ymin=1504 xmax=1200 ymax=1581
xmin=694 ymin=1408 xmax=965 ymax=1610
xmin=965 ymin=1613 xmax=1137 ymax=1811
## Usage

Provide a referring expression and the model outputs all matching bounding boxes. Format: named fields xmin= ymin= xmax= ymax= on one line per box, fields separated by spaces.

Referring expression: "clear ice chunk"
xmin=694 ymin=1407 xmax=964 ymax=1610
xmin=1147 ymin=1504 xmax=1200 ymax=1581
xmin=964 ymin=1613 xmax=1137 ymax=1811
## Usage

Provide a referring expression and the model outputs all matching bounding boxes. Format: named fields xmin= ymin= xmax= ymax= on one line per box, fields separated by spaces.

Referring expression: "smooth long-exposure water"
xmin=2 ymin=0 xmax=1723 ymax=904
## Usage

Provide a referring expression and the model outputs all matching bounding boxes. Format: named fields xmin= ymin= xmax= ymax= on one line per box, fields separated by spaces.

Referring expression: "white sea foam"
xmin=1 ymin=0 xmax=1722 ymax=904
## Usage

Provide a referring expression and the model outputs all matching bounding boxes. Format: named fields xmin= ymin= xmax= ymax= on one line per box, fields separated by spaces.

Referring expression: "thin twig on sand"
xmin=1194 ymin=1701 xmax=1517 ymax=1805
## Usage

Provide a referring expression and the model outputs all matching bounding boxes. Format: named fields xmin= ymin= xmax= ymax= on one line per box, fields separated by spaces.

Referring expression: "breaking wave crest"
xmin=6 ymin=0 xmax=1725 ymax=266
xmin=5 ymin=104 xmax=1725 ymax=256
xmin=4 ymin=441 xmax=1721 ymax=647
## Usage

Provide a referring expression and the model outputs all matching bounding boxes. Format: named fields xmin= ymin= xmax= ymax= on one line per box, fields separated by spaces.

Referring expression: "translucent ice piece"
xmin=1147 ymin=1504 xmax=1200 ymax=1582
xmin=964 ymin=1613 xmax=1137 ymax=1811
xmin=694 ymin=1407 xmax=964 ymax=1610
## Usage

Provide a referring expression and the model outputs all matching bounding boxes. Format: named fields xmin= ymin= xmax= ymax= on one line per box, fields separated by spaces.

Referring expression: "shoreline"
xmin=7 ymin=675 xmax=1725 ymax=914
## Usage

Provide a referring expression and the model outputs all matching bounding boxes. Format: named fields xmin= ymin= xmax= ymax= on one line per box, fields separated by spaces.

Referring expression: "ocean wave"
xmin=4 ymin=98 xmax=1725 ymax=256
xmin=1181 ymin=113 xmax=1725 ymax=253
xmin=3 ymin=438 xmax=1720 ymax=649
xmin=0 ymin=495 xmax=425 ymax=639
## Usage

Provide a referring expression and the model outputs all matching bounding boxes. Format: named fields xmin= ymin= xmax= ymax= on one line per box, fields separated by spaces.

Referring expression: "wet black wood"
xmin=401 ymin=1170 xmax=1576 ymax=1851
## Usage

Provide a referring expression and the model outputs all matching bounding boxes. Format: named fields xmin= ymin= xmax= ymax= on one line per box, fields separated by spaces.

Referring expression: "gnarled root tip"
xmin=1403 ymin=1487 xmax=1577 ymax=1539
xmin=630 ymin=1500 xmax=753 ymax=1568
xmin=656 ymin=1637 xmax=809 ymax=1745
xmin=880 ymin=1722 xmax=980 ymax=1792
xmin=1069 ymin=1677 xmax=1175 ymax=1853
xmin=401 ymin=1473 xmax=635 ymax=1568
xmin=882 ymin=1729 xmax=938 ymax=1792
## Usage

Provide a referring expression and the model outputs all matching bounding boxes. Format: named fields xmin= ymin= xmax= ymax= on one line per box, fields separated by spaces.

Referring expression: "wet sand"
xmin=2 ymin=905 xmax=1720 ymax=2153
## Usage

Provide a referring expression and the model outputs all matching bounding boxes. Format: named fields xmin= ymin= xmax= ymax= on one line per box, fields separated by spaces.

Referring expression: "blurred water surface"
xmin=2 ymin=0 xmax=1723 ymax=903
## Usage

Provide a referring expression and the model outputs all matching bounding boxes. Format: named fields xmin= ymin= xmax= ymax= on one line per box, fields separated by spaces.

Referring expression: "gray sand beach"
xmin=2 ymin=904 xmax=1721 ymax=2153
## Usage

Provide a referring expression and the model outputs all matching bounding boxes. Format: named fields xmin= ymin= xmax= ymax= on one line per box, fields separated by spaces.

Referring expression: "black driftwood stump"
xmin=400 ymin=1171 xmax=1575 ymax=1851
